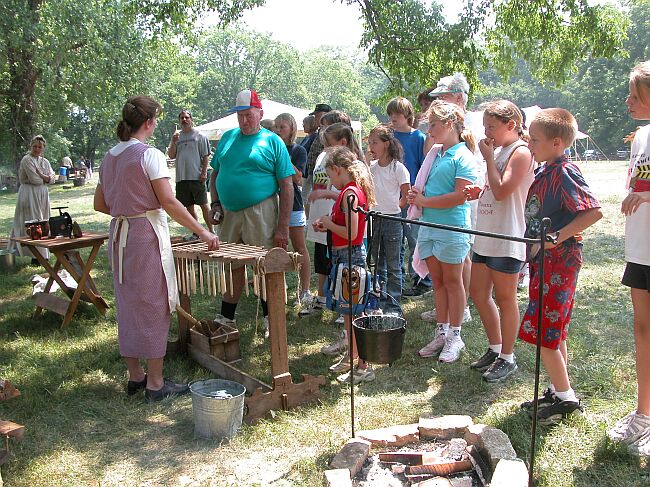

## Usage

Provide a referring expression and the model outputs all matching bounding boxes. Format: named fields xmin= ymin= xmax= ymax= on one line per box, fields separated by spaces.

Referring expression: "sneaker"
xmin=418 ymin=325 xmax=447 ymax=358
xmin=533 ymin=397 xmax=584 ymax=426
xmin=608 ymin=411 xmax=650 ymax=444
xmin=420 ymin=307 xmax=471 ymax=323
xmin=329 ymin=354 xmax=353 ymax=373
xmin=335 ymin=314 xmax=345 ymax=325
xmin=298 ymin=292 xmax=315 ymax=316
xmin=439 ymin=336 xmax=465 ymax=363
xmin=628 ymin=428 xmax=650 ymax=456
xmin=263 ymin=316 xmax=269 ymax=339
xmin=312 ymin=297 xmax=326 ymax=310
xmin=520 ymin=387 xmax=557 ymax=411
xmin=482 ymin=358 xmax=518 ymax=383
xmin=126 ymin=374 xmax=147 ymax=395
xmin=469 ymin=348 xmax=499 ymax=371
xmin=337 ymin=365 xmax=376 ymax=383
xmin=403 ymin=283 xmax=430 ymax=299
xmin=321 ymin=331 xmax=347 ymax=356
xmin=182 ymin=233 xmax=199 ymax=242
xmin=144 ymin=379 xmax=190 ymax=403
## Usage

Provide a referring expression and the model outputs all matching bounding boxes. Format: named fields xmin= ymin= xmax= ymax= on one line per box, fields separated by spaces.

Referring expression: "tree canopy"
xmin=348 ymin=0 xmax=629 ymax=100
xmin=0 ymin=0 xmax=641 ymax=173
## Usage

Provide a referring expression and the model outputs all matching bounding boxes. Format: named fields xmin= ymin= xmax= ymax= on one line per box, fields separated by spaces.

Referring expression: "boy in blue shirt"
xmin=519 ymin=108 xmax=602 ymax=425
xmin=386 ymin=97 xmax=428 ymax=295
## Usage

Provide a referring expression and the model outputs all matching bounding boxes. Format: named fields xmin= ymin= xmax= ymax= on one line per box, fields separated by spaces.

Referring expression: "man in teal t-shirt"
xmin=208 ymin=89 xmax=294 ymax=333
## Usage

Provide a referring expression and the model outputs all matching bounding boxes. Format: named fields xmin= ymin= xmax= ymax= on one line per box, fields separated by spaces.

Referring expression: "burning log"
xmin=405 ymin=459 xmax=473 ymax=476
xmin=379 ymin=451 xmax=441 ymax=465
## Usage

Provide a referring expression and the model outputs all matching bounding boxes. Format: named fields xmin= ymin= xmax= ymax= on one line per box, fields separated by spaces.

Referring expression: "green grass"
xmin=1 ymin=162 xmax=649 ymax=486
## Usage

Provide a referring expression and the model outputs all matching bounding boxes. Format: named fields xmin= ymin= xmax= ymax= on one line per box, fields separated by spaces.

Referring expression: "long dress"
xmin=99 ymin=140 xmax=174 ymax=359
xmin=9 ymin=154 xmax=55 ymax=258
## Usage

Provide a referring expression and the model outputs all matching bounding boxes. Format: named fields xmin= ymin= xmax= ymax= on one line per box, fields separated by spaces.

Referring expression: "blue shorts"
xmin=471 ymin=252 xmax=524 ymax=275
xmin=289 ymin=210 xmax=306 ymax=227
xmin=418 ymin=234 xmax=470 ymax=265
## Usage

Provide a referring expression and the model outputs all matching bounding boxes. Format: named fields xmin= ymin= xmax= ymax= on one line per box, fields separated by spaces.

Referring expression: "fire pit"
xmin=325 ymin=415 xmax=528 ymax=487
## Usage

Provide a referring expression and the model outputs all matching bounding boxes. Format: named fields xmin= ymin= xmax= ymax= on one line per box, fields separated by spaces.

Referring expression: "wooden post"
xmin=178 ymin=292 xmax=192 ymax=354
xmin=265 ymin=271 xmax=290 ymax=381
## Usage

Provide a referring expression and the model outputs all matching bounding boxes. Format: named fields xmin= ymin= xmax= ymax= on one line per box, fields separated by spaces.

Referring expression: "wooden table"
xmin=11 ymin=233 xmax=109 ymax=327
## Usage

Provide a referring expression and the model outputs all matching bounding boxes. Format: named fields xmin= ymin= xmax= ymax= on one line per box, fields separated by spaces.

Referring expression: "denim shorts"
xmin=418 ymin=234 xmax=470 ymax=265
xmin=289 ymin=210 xmax=306 ymax=227
xmin=331 ymin=245 xmax=366 ymax=267
xmin=471 ymin=251 xmax=524 ymax=275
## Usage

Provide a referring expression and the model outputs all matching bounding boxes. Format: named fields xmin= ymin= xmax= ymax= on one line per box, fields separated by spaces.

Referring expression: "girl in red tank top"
xmin=313 ymin=146 xmax=377 ymax=382
xmin=313 ymin=146 xmax=376 ymax=248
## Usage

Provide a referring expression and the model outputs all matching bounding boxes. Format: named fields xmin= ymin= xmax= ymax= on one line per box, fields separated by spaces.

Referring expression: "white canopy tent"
xmin=195 ymin=99 xmax=363 ymax=141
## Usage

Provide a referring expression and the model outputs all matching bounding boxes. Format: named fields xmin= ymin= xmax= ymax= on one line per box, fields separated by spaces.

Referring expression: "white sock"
xmin=449 ymin=326 xmax=462 ymax=339
xmin=499 ymin=352 xmax=514 ymax=363
xmin=554 ymin=388 xmax=577 ymax=402
xmin=548 ymin=383 xmax=556 ymax=393
xmin=489 ymin=344 xmax=502 ymax=354
xmin=437 ymin=323 xmax=449 ymax=334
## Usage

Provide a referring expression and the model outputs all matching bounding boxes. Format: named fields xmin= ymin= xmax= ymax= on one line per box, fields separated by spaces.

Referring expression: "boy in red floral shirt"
xmin=519 ymin=108 xmax=602 ymax=425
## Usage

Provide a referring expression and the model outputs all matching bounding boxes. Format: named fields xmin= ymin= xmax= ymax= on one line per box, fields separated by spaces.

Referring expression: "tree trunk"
xmin=5 ymin=0 xmax=43 ymax=182
xmin=7 ymin=46 xmax=40 ymax=176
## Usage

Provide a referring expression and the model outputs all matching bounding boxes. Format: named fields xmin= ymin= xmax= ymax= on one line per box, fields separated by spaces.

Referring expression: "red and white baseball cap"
xmin=228 ymin=89 xmax=263 ymax=112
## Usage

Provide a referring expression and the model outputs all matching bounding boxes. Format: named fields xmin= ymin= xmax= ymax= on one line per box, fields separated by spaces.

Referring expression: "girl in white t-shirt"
xmin=464 ymin=100 xmax=534 ymax=383
xmin=608 ymin=61 xmax=650 ymax=455
xmin=367 ymin=124 xmax=411 ymax=314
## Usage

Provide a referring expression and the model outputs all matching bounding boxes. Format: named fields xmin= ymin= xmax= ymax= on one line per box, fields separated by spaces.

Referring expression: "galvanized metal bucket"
xmin=0 ymin=249 xmax=15 ymax=272
xmin=189 ymin=379 xmax=246 ymax=440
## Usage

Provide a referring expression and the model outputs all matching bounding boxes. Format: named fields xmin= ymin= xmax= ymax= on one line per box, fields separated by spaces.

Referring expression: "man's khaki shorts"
xmin=218 ymin=195 xmax=278 ymax=252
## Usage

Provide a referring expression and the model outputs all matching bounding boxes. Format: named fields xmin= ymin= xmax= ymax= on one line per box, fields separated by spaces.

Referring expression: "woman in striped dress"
xmin=94 ymin=96 xmax=219 ymax=402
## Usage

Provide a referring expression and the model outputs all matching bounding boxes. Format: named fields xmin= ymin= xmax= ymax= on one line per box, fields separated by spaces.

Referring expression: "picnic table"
xmin=11 ymin=232 xmax=109 ymax=327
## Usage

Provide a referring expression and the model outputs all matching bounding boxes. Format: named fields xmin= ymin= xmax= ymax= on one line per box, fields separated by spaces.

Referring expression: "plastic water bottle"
xmin=366 ymin=291 xmax=382 ymax=315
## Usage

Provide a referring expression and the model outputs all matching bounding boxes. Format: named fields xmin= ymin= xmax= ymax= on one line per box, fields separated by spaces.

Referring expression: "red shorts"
xmin=518 ymin=246 xmax=582 ymax=350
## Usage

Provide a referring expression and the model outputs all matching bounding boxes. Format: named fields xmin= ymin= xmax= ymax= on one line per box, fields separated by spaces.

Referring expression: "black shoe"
xmin=402 ymin=287 xmax=421 ymax=297
xmin=145 ymin=379 xmax=190 ymax=403
xmin=532 ymin=397 xmax=584 ymax=426
xmin=520 ymin=387 xmax=557 ymax=411
xmin=127 ymin=374 xmax=147 ymax=395
xmin=482 ymin=358 xmax=518 ymax=383
xmin=469 ymin=348 xmax=499 ymax=371
xmin=403 ymin=283 xmax=430 ymax=298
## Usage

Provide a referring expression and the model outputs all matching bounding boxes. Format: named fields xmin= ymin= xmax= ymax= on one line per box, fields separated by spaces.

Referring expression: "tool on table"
xmin=49 ymin=206 xmax=73 ymax=237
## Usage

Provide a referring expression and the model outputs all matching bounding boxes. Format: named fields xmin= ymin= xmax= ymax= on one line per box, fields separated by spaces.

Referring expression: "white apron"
xmin=111 ymin=209 xmax=179 ymax=313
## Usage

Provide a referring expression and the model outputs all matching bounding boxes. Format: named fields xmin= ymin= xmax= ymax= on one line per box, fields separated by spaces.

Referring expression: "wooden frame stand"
xmin=174 ymin=245 xmax=325 ymax=423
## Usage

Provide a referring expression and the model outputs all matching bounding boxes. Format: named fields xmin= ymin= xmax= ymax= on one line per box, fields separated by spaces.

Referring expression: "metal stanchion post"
xmin=347 ymin=193 xmax=356 ymax=438
xmin=528 ymin=217 xmax=552 ymax=487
